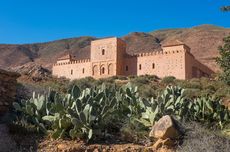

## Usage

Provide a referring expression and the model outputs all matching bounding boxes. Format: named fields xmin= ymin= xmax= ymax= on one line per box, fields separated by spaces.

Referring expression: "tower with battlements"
xmin=52 ymin=37 xmax=213 ymax=80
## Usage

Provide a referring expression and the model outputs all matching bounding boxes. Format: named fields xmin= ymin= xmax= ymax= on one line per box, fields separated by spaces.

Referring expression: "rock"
xmin=153 ymin=138 xmax=164 ymax=150
xmin=149 ymin=115 xmax=180 ymax=140
xmin=0 ymin=69 xmax=20 ymax=116
xmin=149 ymin=115 xmax=182 ymax=150
xmin=57 ymin=143 xmax=68 ymax=151
xmin=0 ymin=124 xmax=17 ymax=151
xmin=162 ymin=138 xmax=174 ymax=147
xmin=153 ymin=138 xmax=175 ymax=150
xmin=11 ymin=62 xmax=51 ymax=78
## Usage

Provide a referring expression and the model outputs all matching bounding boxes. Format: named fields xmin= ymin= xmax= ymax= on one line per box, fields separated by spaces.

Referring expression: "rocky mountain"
xmin=0 ymin=24 xmax=230 ymax=73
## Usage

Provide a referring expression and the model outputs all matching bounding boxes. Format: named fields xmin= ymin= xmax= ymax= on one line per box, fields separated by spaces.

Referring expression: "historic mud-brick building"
xmin=52 ymin=37 xmax=213 ymax=80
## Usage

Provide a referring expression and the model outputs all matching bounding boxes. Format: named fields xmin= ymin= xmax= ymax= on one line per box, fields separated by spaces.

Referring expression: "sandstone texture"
xmin=150 ymin=115 xmax=180 ymax=139
xmin=150 ymin=115 xmax=182 ymax=150
xmin=53 ymin=37 xmax=213 ymax=80
xmin=0 ymin=69 xmax=20 ymax=115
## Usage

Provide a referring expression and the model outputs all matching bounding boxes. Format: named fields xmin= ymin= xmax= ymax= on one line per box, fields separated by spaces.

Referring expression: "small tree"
xmin=216 ymin=36 xmax=230 ymax=85
xmin=221 ymin=6 xmax=230 ymax=11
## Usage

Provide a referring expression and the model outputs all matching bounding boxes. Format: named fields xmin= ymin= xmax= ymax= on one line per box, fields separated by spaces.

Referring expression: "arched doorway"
xmin=93 ymin=65 xmax=99 ymax=76
xmin=100 ymin=65 xmax=106 ymax=75
xmin=108 ymin=64 xmax=113 ymax=75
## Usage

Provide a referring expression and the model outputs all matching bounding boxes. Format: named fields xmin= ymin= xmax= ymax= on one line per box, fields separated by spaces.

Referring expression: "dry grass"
xmin=177 ymin=122 xmax=230 ymax=152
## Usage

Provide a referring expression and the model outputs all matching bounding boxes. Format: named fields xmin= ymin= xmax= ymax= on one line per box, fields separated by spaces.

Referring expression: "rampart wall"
xmin=135 ymin=50 xmax=186 ymax=79
xmin=52 ymin=37 xmax=214 ymax=80
xmin=53 ymin=59 xmax=91 ymax=80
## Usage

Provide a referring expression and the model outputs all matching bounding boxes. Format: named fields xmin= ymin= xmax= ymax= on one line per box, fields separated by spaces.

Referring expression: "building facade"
xmin=52 ymin=37 xmax=213 ymax=80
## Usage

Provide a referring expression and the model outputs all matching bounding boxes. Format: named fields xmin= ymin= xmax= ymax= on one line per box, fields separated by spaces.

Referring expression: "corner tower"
xmin=90 ymin=37 xmax=126 ymax=78
xmin=162 ymin=40 xmax=191 ymax=53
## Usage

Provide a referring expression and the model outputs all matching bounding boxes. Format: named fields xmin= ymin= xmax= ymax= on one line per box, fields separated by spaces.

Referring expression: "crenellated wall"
xmin=53 ymin=59 xmax=91 ymax=80
xmin=125 ymin=50 xmax=186 ymax=79
xmin=52 ymin=37 xmax=214 ymax=80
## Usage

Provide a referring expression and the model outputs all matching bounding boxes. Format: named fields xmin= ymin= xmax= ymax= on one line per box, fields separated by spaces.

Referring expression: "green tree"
xmin=216 ymin=36 xmax=230 ymax=85
xmin=221 ymin=6 xmax=230 ymax=11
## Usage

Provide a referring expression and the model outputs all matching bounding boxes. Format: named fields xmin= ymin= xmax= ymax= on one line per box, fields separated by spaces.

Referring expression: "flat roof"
xmin=91 ymin=37 xmax=123 ymax=43
xmin=162 ymin=40 xmax=185 ymax=47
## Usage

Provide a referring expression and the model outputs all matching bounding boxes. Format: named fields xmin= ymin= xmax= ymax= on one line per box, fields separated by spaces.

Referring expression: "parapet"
xmin=162 ymin=40 xmax=186 ymax=47
xmin=134 ymin=49 xmax=185 ymax=58
xmin=53 ymin=59 xmax=91 ymax=66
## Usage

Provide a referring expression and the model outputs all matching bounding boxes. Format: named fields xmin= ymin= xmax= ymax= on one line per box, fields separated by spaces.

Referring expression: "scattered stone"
xmin=11 ymin=62 xmax=51 ymax=78
xmin=57 ymin=143 xmax=68 ymax=151
xmin=150 ymin=115 xmax=182 ymax=150
xmin=149 ymin=115 xmax=180 ymax=140
xmin=153 ymin=138 xmax=164 ymax=150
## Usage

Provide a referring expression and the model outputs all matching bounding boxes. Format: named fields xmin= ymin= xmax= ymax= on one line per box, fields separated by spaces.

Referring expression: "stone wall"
xmin=185 ymin=52 xmax=213 ymax=79
xmin=53 ymin=60 xmax=91 ymax=80
xmin=0 ymin=69 xmax=20 ymax=115
xmin=136 ymin=50 xmax=185 ymax=79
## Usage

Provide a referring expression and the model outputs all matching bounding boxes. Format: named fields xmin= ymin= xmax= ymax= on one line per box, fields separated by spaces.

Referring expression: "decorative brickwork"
xmin=52 ymin=37 xmax=214 ymax=80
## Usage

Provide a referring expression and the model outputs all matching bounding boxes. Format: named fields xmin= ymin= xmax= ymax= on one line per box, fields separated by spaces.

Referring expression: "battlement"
xmin=52 ymin=37 xmax=213 ymax=80
xmin=53 ymin=59 xmax=91 ymax=66
xmin=134 ymin=49 xmax=187 ymax=58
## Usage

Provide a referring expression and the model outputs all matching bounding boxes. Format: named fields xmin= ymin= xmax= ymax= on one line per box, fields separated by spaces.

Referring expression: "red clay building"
xmin=52 ymin=37 xmax=213 ymax=80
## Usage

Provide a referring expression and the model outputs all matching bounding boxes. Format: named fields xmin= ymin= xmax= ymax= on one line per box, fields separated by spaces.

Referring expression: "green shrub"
xmin=12 ymin=85 xmax=121 ymax=141
xmin=115 ymin=75 xmax=128 ymax=80
xmin=138 ymin=86 xmax=230 ymax=129
xmin=138 ymin=84 xmax=157 ymax=98
xmin=161 ymin=76 xmax=176 ymax=84
xmin=183 ymin=88 xmax=201 ymax=98
xmin=69 ymin=77 xmax=96 ymax=90
xmin=128 ymin=75 xmax=137 ymax=79
xmin=11 ymin=84 xmax=230 ymax=143
xmin=140 ymin=74 xmax=159 ymax=81
xmin=130 ymin=76 xmax=150 ymax=85
xmin=178 ymin=78 xmax=202 ymax=89
xmin=120 ymin=118 xmax=148 ymax=143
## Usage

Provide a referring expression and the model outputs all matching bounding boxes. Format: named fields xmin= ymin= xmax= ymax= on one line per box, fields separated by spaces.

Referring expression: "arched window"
xmin=102 ymin=49 xmax=105 ymax=55
xmin=126 ymin=66 xmax=128 ymax=71
xmin=152 ymin=63 xmax=155 ymax=69
xmin=71 ymin=69 xmax=73 ymax=75
xmin=82 ymin=68 xmax=85 ymax=74
xmin=102 ymin=67 xmax=105 ymax=74
xmin=100 ymin=65 xmax=106 ymax=75
xmin=139 ymin=64 xmax=142 ymax=70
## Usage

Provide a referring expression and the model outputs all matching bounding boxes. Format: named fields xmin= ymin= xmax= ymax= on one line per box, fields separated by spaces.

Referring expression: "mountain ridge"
xmin=0 ymin=24 xmax=230 ymax=73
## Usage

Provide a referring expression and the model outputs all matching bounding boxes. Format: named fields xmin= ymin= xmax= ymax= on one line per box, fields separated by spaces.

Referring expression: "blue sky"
xmin=0 ymin=0 xmax=229 ymax=44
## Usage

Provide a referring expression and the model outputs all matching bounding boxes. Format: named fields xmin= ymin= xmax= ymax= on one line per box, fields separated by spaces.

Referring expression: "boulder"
xmin=149 ymin=115 xmax=180 ymax=140
xmin=153 ymin=138 xmax=175 ymax=150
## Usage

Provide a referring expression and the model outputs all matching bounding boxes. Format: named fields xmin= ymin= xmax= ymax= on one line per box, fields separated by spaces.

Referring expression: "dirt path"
xmin=0 ymin=124 xmax=17 ymax=152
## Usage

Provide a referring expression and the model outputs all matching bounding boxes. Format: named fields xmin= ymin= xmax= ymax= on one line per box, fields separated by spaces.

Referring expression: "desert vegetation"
xmin=3 ymin=34 xmax=230 ymax=151
xmin=7 ymin=75 xmax=230 ymax=151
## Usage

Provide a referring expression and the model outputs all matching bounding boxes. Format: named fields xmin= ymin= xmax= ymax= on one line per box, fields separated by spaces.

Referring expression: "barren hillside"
xmin=0 ymin=24 xmax=229 ymax=72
